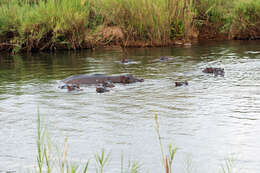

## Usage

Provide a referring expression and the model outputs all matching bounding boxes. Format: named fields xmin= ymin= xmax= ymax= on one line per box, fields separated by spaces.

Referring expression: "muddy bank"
xmin=1 ymin=25 xmax=260 ymax=53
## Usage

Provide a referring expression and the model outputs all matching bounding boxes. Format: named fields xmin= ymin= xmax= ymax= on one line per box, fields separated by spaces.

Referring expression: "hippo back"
xmin=62 ymin=74 xmax=143 ymax=85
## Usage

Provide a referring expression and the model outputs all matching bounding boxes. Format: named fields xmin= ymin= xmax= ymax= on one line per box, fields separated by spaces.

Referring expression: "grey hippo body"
xmin=62 ymin=74 xmax=144 ymax=85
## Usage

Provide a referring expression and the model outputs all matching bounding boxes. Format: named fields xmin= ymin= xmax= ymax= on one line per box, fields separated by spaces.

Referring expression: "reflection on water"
xmin=1 ymin=41 xmax=260 ymax=173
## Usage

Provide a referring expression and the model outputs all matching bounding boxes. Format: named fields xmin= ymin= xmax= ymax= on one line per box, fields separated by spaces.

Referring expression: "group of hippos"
xmin=59 ymin=56 xmax=225 ymax=93
xmin=59 ymin=73 xmax=144 ymax=93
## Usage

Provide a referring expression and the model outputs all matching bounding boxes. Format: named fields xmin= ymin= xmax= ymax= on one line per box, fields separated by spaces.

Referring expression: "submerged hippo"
xmin=121 ymin=58 xmax=132 ymax=64
xmin=159 ymin=56 xmax=169 ymax=61
xmin=175 ymin=81 xmax=188 ymax=87
xmin=202 ymin=67 xmax=224 ymax=76
xmin=62 ymin=74 xmax=144 ymax=85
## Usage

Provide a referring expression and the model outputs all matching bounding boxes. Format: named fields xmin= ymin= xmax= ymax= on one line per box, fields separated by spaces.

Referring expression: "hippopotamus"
xmin=202 ymin=67 xmax=224 ymax=76
xmin=175 ymin=81 xmax=188 ymax=87
xmin=96 ymin=83 xmax=109 ymax=93
xmin=159 ymin=56 xmax=169 ymax=61
xmin=102 ymin=80 xmax=115 ymax=88
xmin=95 ymin=80 xmax=115 ymax=93
xmin=121 ymin=58 xmax=132 ymax=64
xmin=59 ymin=84 xmax=83 ymax=91
xmin=62 ymin=74 xmax=144 ymax=85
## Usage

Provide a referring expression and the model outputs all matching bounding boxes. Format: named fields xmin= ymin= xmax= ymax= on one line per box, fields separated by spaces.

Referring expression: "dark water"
xmin=1 ymin=41 xmax=260 ymax=173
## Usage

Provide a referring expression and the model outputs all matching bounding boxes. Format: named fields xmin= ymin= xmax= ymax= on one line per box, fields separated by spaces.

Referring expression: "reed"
xmin=92 ymin=0 xmax=197 ymax=41
xmin=0 ymin=0 xmax=198 ymax=52
xmin=0 ymin=0 xmax=91 ymax=52
xmin=230 ymin=0 xmax=260 ymax=39
xmin=2 ymin=0 xmax=260 ymax=52
xmin=36 ymin=110 xmax=90 ymax=173
xmin=154 ymin=112 xmax=177 ymax=173
xmin=95 ymin=149 xmax=111 ymax=173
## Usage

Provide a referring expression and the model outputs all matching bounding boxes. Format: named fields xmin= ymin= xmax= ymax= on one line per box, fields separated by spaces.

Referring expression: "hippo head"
xmin=175 ymin=81 xmax=188 ymax=87
xmin=96 ymin=84 xmax=109 ymax=93
xmin=102 ymin=80 xmax=115 ymax=88
xmin=202 ymin=67 xmax=214 ymax=73
xmin=121 ymin=58 xmax=131 ymax=63
xmin=203 ymin=67 xmax=224 ymax=76
xmin=160 ymin=56 xmax=169 ymax=61
xmin=59 ymin=83 xmax=82 ymax=91
xmin=120 ymin=74 xmax=144 ymax=84
xmin=213 ymin=68 xmax=224 ymax=76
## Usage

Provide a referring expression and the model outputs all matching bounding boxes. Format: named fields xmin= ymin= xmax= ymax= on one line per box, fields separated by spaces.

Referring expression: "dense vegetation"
xmin=0 ymin=0 xmax=260 ymax=53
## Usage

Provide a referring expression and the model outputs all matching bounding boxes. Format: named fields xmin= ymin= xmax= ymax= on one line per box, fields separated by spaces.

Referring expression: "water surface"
xmin=1 ymin=41 xmax=260 ymax=173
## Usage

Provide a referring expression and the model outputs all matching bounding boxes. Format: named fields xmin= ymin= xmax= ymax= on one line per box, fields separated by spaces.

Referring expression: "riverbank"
xmin=0 ymin=0 xmax=260 ymax=53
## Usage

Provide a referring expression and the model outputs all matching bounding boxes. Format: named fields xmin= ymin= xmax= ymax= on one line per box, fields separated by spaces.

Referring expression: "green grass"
xmin=0 ymin=0 xmax=91 ymax=52
xmin=1 ymin=0 xmax=260 ymax=52
xmin=1 ymin=0 xmax=196 ymax=52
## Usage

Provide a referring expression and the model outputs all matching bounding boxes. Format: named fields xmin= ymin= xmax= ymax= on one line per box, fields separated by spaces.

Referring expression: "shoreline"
xmin=1 ymin=0 xmax=260 ymax=53
xmin=1 ymin=28 xmax=259 ymax=53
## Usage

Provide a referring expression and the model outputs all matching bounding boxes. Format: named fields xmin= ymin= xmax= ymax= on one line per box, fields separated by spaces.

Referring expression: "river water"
xmin=0 ymin=41 xmax=260 ymax=173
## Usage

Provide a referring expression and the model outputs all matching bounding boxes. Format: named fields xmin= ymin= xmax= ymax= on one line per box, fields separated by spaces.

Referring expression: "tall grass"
xmin=0 ymin=0 xmax=91 ymax=52
xmin=0 ymin=0 xmax=198 ymax=52
xmin=1 ymin=0 xmax=260 ymax=52
xmin=92 ymin=0 xmax=196 ymax=41
xmin=229 ymin=0 xmax=260 ymax=39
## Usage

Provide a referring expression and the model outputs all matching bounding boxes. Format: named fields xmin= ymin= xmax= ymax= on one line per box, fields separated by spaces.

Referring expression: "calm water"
xmin=1 ymin=41 xmax=260 ymax=173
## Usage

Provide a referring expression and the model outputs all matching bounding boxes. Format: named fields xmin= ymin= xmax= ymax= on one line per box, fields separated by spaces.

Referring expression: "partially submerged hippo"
xmin=121 ymin=58 xmax=132 ymax=64
xmin=175 ymin=81 xmax=188 ymax=87
xmin=160 ymin=56 xmax=169 ymax=61
xmin=102 ymin=80 xmax=115 ymax=88
xmin=96 ymin=80 xmax=115 ymax=93
xmin=202 ymin=67 xmax=224 ymax=76
xmin=59 ymin=84 xmax=83 ymax=91
xmin=96 ymin=83 xmax=109 ymax=93
xmin=62 ymin=74 xmax=144 ymax=85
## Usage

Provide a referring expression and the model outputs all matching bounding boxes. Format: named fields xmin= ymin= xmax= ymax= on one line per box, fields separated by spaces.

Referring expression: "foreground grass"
xmin=1 ymin=0 xmax=260 ymax=53
xmin=35 ymin=111 xmax=237 ymax=173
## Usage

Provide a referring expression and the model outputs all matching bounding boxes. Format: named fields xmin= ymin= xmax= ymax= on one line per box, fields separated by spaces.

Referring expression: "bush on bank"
xmin=0 ymin=0 xmax=260 ymax=53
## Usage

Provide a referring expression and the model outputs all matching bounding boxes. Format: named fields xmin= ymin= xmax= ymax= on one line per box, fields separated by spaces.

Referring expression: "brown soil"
xmin=198 ymin=24 xmax=229 ymax=41
xmin=2 ymin=25 xmax=260 ymax=53
xmin=231 ymin=25 xmax=260 ymax=40
xmin=83 ymin=26 xmax=196 ymax=49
